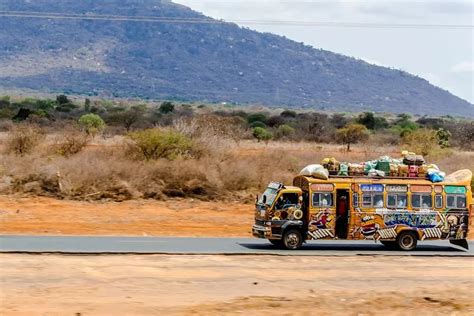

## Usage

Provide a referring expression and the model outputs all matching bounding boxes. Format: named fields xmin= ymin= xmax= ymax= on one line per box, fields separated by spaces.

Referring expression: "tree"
xmin=78 ymin=113 xmax=106 ymax=136
xmin=56 ymin=95 xmax=70 ymax=105
xmin=280 ymin=110 xmax=297 ymax=118
xmin=252 ymin=127 xmax=272 ymax=143
xmin=247 ymin=113 xmax=268 ymax=125
xmin=249 ymin=121 xmax=267 ymax=129
xmin=276 ymin=124 xmax=295 ymax=139
xmin=336 ymin=123 xmax=369 ymax=151
xmin=127 ymin=128 xmax=193 ymax=160
xmin=357 ymin=112 xmax=388 ymax=130
xmin=402 ymin=128 xmax=440 ymax=156
xmin=435 ymin=128 xmax=451 ymax=148
xmin=159 ymin=101 xmax=175 ymax=114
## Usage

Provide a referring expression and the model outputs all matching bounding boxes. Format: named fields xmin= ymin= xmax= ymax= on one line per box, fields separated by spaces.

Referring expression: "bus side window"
xmin=447 ymin=194 xmax=467 ymax=209
xmin=435 ymin=194 xmax=443 ymax=209
xmin=446 ymin=195 xmax=456 ymax=208
xmin=387 ymin=193 xmax=407 ymax=208
xmin=411 ymin=194 xmax=421 ymax=208
xmin=352 ymin=193 xmax=359 ymax=207
xmin=312 ymin=192 xmax=333 ymax=207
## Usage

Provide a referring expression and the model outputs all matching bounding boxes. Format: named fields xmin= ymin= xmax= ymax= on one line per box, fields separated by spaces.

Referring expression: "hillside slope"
xmin=0 ymin=0 xmax=473 ymax=116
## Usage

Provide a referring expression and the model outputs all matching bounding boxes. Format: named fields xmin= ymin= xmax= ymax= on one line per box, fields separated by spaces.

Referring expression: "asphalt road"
xmin=0 ymin=236 xmax=472 ymax=256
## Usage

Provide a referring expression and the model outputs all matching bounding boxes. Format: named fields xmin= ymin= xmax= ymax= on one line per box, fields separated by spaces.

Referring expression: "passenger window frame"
xmin=446 ymin=194 xmax=467 ymax=209
xmin=411 ymin=193 xmax=432 ymax=209
xmin=312 ymin=192 xmax=333 ymax=207
xmin=435 ymin=194 xmax=443 ymax=209
xmin=386 ymin=193 xmax=408 ymax=209
xmin=361 ymin=192 xmax=384 ymax=208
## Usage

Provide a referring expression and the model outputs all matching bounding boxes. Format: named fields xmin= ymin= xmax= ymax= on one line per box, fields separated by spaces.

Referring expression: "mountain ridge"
xmin=0 ymin=0 xmax=473 ymax=117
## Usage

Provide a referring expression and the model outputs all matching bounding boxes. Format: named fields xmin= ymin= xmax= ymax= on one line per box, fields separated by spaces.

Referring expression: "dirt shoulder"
xmin=1 ymin=254 xmax=473 ymax=315
xmin=0 ymin=195 xmax=254 ymax=237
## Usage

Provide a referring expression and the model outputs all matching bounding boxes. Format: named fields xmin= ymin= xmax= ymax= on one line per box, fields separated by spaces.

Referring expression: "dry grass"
xmin=0 ymin=130 xmax=472 ymax=202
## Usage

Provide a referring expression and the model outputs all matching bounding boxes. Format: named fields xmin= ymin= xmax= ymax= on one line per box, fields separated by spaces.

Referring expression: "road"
xmin=0 ymin=235 xmax=472 ymax=256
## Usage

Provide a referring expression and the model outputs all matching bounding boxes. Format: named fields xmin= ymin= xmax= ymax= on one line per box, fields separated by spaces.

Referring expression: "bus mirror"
xmin=262 ymin=195 xmax=267 ymax=204
xmin=299 ymin=196 xmax=303 ymax=202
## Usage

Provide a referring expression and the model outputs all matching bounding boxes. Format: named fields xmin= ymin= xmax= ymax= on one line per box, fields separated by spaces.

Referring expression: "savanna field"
xmin=0 ymin=96 xmax=473 ymax=237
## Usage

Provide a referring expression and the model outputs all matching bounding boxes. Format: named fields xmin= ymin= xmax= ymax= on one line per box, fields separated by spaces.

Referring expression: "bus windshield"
xmin=258 ymin=187 xmax=279 ymax=206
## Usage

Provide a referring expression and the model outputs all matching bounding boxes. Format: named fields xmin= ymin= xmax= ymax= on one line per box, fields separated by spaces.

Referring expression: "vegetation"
xmin=0 ymin=95 xmax=472 ymax=202
xmin=336 ymin=124 xmax=370 ymax=151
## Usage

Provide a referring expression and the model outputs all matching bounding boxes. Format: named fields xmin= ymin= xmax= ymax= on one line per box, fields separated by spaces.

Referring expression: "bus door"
xmin=336 ymin=189 xmax=350 ymax=239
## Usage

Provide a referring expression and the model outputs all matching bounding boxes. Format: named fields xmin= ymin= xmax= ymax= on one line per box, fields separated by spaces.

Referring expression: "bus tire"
xmin=269 ymin=239 xmax=284 ymax=248
xmin=282 ymin=229 xmax=303 ymax=250
xmin=396 ymin=231 xmax=418 ymax=251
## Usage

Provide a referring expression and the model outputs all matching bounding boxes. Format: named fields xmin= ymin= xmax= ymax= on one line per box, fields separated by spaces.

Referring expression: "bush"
xmin=247 ymin=113 xmax=268 ymax=125
xmin=53 ymin=128 xmax=90 ymax=157
xmin=159 ymin=101 xmax=175 ymax=114
xmin=127 ymin=128 xmax=193 ymax=160
xmin=275 ymin=124 xmax=295 ymax=139
xmin=336 ymin=123 xmax=369 ymax=151
xmin=249 ymin=121 xmax=267 ymax=129
xmin=78 ymin=114 xmax=106 ymax=135
xmin=5 ymin=125 xmax=44 ymax=156
xmin=252 ymin=127 xmax=272 ymax=143
xmin=402 ymin=128 xmax=448 ymax=157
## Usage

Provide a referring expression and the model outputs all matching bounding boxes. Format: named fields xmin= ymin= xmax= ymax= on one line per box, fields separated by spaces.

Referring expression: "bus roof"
xmin=297 ymin=169 xmax=472 ymax=187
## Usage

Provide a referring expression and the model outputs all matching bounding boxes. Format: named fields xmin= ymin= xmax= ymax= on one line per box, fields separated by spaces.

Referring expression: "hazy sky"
xmin=174 ymin=0 xmax=473 ymax=104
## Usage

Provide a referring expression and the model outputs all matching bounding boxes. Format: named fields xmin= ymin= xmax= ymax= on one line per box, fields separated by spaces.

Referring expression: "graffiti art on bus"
xmin=307 ymin=210 xmax=335 ymax=240
xmin=352 ymin=208 xmax=469 ymax=241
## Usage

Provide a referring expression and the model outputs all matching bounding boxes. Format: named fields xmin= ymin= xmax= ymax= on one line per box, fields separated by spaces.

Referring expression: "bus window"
xmin=312 ymin=192 xmax=333 ymax=207
xmin=362 ymin=193 xmax=384 ymax=208
xmin=412 ymin=194 xmax=432 ymax=209
xmin=447 ymin=195 xmax=467 ymax=209
xmin=352 ymin=193 xmax=359 ymax=207
xmin=435 ymin=194 xmax=443 ymax=208
xmin=387 ymin=194 xmax=407 ymax=208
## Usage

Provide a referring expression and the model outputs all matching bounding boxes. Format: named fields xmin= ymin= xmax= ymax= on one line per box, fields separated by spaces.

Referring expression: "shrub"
xmin=275 ymin=124 xmax=295 ymax=139
xmin=53 ymin=128 xmax=90 ymax=157
xmin=252 ymin=127 xmax=273 ymax=143
xmin=280 ymin=110 xmax=297 ymax=118
xmin=247 ymin=113 xmax=268 ymax=125
xmin=5 ymin=125 xmax=44 ymax=156
xmin=357 ymin=112 xmax=389 ymax=130
xmin=159 ymin=101 xmax=175 ymax=114
xmin=249 ymin=121 xmax=267 ymax=129
xmin=127 ymin=128 xmax=193 ymax=160
xmin=78 ymin=114 xmax=106 ymax=135
xmin=336 ymin=123 xmax=369 ymax=151
xmin=402 ymin=128 xmax=448 ymax=157
xmin=56 ymin=95 xmax=70 ymax=105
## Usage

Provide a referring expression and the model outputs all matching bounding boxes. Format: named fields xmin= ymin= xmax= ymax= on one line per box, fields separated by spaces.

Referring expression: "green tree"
xmin=357 ymin=112 xmax=388 ymax=130
xmin=252 ymin=127 xmax=273 ymax=143
xmin=78 ymin=113 xmax=106 ymax=136
xmin=249 ymin=121 xmax=267 ymax=129
xmin=127 ymin=128 xmax=193 ymax=160
xmin=247 ymin=113 xmax=268 ymax=125
xmin=159 ymin=101 xmax=175 ymax=114
xmin=402 ymin=128 xmax=444 ymax=156
xmin=56 ymin=95 xmax=70 ymax=105
xmin=276 ymin=124 xmax=295 ymax=139
xmin=280 ymin=110 xmax=297 ymax=118
xmin=435 ymin=128 xmax=451 ymax=148
xmin=336 ymin=123 xmax=369 ymax=151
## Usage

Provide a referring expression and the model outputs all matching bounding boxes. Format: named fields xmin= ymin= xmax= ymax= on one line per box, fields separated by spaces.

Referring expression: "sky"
xmin=174 ymin=0 xmax=474 ymax=104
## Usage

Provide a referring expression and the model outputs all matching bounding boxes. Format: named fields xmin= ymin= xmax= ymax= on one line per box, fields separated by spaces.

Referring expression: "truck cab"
xmin=252 ymin=182 xmax=305 ymax=249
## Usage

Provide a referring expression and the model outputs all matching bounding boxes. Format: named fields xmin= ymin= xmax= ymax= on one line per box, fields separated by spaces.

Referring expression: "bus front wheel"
xmin=282 ymin=229 xmax=303 ymax=250
xmin=396 ymin=231 xmax=418 ymax=251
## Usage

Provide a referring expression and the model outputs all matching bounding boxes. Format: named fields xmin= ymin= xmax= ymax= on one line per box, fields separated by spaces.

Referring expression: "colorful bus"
xmin=252 ymin=169 xmax=472 ymax=250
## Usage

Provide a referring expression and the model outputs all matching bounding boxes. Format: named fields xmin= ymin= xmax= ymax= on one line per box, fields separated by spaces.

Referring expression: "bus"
xmin=252 ymin=169 xmax=472 ymax=250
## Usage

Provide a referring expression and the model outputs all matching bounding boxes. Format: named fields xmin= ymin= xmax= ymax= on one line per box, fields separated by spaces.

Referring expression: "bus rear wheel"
xmin=282 ymin=229 xmax=303 ymax=250
xmin=396 ymin=231 xmax=418 ymax=251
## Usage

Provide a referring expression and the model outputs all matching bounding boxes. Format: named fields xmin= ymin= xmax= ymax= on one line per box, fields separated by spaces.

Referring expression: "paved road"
xmin=0 ymin=236 xmax=472 ymax=256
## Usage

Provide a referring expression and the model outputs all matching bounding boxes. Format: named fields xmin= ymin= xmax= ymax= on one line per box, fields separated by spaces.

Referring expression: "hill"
xmin=0 ymin=0 xmax=473 ymax=117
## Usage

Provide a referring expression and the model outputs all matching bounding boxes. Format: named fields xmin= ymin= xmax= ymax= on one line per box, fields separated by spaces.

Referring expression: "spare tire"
xmin=293 ymin=209 xmax=304 ymax=220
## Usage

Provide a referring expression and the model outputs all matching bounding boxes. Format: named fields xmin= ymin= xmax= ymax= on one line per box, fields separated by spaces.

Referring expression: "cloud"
xmin=451 ymin=61 xmax=474 ymax=73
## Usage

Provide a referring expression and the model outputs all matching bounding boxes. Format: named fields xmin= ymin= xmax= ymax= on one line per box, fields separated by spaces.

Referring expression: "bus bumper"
xmin=252 ymin=224 xmax=271 ymax=239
